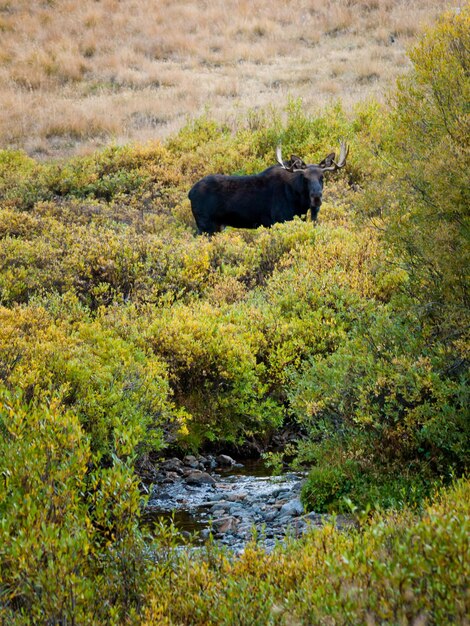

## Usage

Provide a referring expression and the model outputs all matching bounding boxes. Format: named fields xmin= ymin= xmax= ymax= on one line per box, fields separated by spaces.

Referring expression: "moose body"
xmin=188 ymin=143 xmax=348 ymax=235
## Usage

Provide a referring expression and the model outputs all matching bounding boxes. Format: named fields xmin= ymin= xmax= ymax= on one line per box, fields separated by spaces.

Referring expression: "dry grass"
xmin=0 ymin=0 xmax=458 ymax=158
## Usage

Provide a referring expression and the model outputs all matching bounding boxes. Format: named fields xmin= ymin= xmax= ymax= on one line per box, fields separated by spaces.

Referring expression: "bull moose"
xmin=188 ymin=142 xmax=349 ymax=235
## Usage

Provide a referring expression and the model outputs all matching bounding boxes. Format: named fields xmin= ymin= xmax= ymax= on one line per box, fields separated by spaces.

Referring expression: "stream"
xmin=142 ymin=455 xmax=326 ymax=553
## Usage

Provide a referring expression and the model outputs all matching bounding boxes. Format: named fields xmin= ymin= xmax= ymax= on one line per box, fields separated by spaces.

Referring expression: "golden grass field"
xmin=0 ymin=0 xmax=458 ymax=158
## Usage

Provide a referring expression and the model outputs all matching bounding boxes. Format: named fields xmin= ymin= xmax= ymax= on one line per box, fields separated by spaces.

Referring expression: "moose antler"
xmin=276 ymin=146 xmax=307 ymax=172
xmin=321 ymin=140 xmax=349 ymax=172
xmin=276 ymin=145 xmax=286 ymax=168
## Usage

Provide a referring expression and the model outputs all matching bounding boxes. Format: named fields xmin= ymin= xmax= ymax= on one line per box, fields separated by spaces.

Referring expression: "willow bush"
xmin=295 ymin=5 xmax=470 ymax=512
xmin=0 ymin=388 xmax=151 ymax=624
xmin=0 ymin=302 xmax=174 ymax=457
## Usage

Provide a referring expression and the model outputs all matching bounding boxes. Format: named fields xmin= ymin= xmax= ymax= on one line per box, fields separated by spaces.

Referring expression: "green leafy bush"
xmin=371 ymin=6 xmax=469 ymax=339
xmin=288 ymin=8 xmax=470 ymax=512
xmin=291 ymin=303 xmax=468 ymax=510
xmin=0 ymin=302 xmax=173 ymax=457
xmin=141 ymin=300 xmax=282 ymax=448
xmin=0 ymin=388 xmax=152 ymax=624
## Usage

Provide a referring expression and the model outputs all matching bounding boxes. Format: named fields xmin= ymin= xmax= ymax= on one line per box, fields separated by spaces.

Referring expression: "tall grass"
xmin=0 ymin=0 xmax=451 ymax=157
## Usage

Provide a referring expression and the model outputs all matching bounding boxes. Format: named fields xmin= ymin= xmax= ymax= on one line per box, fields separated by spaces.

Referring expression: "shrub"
xmin=380 ymin=6 xmax=469 ymax=341
xmin=0 ymin=388 xmax=152 ymax=624
xmin=290 ymin=303 xmax=469 ymax=510
xmin=142 ymin=300 xmax=283 ymax=448
xmin=0 ymin=302 xmax=173 ymax=457
xmin=301 ymin=463 xmax=352 ymax=512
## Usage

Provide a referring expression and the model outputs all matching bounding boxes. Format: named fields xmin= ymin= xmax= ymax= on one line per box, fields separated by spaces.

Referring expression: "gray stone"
xmin=206 ymin=456 xmax=217 ymax=469
xmin=228 ymin=501 xmax=243 ymax=511
xmin=210 ymin=502 xmax=228 ymax=512
xmin=280 ymin=498 xmax=304 ymax=517
xmin=183 ymin=455 xmax=199 ymax=469
xmin=216 ymin=454 xmax=235 ymax=466
xmin=303 ymin=511 xmax=321 ymax=522
xmin=263 ymin=509 xmax=279 ymax=522
xmin=162 ymin=472 xmax=179 ymax=484
xmin=213 ymin=516 xmax=237 ymax=534
xmin=227 ymin=493 xmax=246 ymax=502
xmin=185 ymin=470 xmax=216 ymax=485
xmin=161 ymin=458 xmax=183 ymax=473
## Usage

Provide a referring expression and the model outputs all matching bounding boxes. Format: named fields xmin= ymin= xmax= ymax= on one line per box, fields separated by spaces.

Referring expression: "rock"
xmin=216 ymin=454 xmax=235 ymax=467
xmin=211 ymin=508 xmax=227 ymax=517
xmin=183 ymin=455 xmax=199 ymax=469
xmin=199 ymin=496 xmax=225 ymax=506
xmin=280 ymin=498 xmax=304 ymax=517
xmin=277 ymin=514 xmax=292 ymax=526
xmin=149 ymin=487 xmax=172 ymax=500
xmin=205 ymin=455 xmax=217 ymax=469
xmin=294 ymin=520 xmax=307 ymax=533
xmin=166 ymin=471 xmax=181 ymax=481
xmin=303 ymin=511 xmax=321 ymax=522
xmin=228 ymin=501 xmax=243 ymax=511
xmin=210 ymin=502 xmax=228 ymax=512
xmin=213 ymin=516 xmax=237 ymax=534
xmin=276 ymin=490 xmax=293 ymax=499
xmin=263 ymin=509 xmax=279 ymax=522
xmin=227 ymin=493 xmax=246 ymax=502
xmin=161 ymin=458 xmax=183 ymax=473
xmin=185 ymin=470 xmax=216 ymax=485
xmin=238 ymin=524 xmax=253 ymax=536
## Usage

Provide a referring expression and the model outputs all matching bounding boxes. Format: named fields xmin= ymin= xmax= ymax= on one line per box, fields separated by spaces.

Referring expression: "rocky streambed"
xmin=141 ymin=454 xmax=346 ymax=553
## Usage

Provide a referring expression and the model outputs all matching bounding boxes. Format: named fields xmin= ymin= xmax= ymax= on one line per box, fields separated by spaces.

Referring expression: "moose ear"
xmin=318 ymin=152 xmax=335 ymax=168
xmin=289 ymin=155 xmax=307 ymax=169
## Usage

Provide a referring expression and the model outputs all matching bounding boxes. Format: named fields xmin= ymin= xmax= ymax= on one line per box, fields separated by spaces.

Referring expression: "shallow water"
xmin=143 ymin=458 xmax=306 ymax=546
xmin=141 ymin=508 xmax=208 ymax=539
